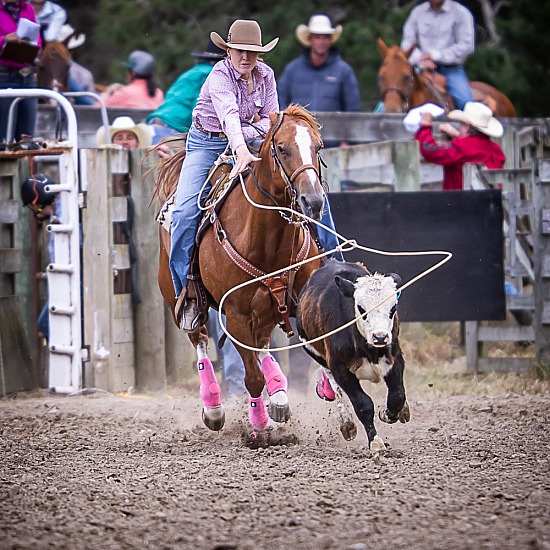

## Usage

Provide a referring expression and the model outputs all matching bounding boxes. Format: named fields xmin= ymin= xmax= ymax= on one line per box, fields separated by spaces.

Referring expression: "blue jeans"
xmin=436 ymin=65 xmax=474 ymax=110
xmin=207 ymin=314 xmax=246 ymax=397
xmin=317 ymin=200 xmax=344 ymax=261
xmin=0 ymin=71 xmax=37 ymax=142
xmin=169 ymin=124 xmax=343 ymax=296
xmin=67 ymin=76 xmax=95 ymax=106
xmin=38 ymin=302 xmax=49 ymax=342
xmin=170 ymin=124 xmax=229 ymax=296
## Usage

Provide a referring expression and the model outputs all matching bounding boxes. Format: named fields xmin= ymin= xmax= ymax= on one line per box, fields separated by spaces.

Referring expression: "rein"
xmin=208 ymin=110 xmax=322 ymax=336
xmin=380 ymin=85 xmax=409 ymax=112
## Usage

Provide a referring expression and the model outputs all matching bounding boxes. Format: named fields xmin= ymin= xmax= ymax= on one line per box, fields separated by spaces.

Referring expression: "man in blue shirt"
xmin=278 ymin=14 xmax=360 ymax=138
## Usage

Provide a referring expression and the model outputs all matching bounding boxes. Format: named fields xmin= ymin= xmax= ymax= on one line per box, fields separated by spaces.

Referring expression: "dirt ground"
xmin=1 ymin=358 xmax=549 ymax=550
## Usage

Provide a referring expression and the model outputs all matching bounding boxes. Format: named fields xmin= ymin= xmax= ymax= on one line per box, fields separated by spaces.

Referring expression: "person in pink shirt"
xmin=170 ymin=19 xmax=342 ymax=332
xmin=102 ymin=50 xmax=164 ymax=109
xmin=0 ymin=0 xmax=42 ymax=144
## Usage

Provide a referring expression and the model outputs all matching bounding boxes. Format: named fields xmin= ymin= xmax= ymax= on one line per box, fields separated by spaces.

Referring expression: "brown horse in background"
xmin=377 ymin=38 xmax=516 ymax=117
xmin=36 ymin=41 xmax=71 ymax=92
xmin=154 ymin=105 xmax=326 ymax=437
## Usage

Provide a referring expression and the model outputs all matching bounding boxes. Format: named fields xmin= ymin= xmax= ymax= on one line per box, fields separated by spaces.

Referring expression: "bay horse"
xmin=155 ymin=105 xmax=326 ymax=436
xmin=36 ymin=41 xmax=71 ymax=92
xmin=377 ymin=38 xmax=516 ymax=117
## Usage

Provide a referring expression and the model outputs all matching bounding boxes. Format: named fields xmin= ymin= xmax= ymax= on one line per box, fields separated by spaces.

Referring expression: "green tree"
xmin=62 ymin=0 xmax=548 ymax=117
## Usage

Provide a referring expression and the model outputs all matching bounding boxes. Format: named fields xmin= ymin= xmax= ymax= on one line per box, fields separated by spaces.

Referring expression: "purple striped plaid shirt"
xmin=192 ymin=57 xmax=279 ymax=151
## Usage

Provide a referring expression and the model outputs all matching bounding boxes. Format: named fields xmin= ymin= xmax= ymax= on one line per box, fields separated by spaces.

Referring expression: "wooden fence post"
xmin=535 ymin=158 xmax=550 ymax=364
xmin=130 ymin=149 xmax=167 ymax=390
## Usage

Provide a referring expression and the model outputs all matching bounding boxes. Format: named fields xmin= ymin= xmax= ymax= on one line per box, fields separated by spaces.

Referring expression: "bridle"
xmin=379 ymin=63 xmax=415 ymax=113
xmin=267 ymin=111 xmax=324 ymax=212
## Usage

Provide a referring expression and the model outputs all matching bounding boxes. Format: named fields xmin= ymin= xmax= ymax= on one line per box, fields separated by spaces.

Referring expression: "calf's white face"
xmin=336 ymin=273 xmax=400 ymax=348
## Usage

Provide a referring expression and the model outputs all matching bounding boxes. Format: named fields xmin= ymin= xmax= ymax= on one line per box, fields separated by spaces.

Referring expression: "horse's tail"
xmin=147 ymin=137 xmax=187 ymax=206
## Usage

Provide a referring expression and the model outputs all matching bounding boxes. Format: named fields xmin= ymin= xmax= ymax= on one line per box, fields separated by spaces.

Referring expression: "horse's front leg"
xmin=188 ymin=326 xmax=225 ymax=431
xmin=237 ymin=345 xmax=270 ymax=432
xmin=259 ymin=349 xmax=290 ymax=423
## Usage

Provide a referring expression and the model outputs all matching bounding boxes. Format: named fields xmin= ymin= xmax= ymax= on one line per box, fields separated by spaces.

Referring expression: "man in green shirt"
xmin=146 ymin=40 xmax=225 ymax=144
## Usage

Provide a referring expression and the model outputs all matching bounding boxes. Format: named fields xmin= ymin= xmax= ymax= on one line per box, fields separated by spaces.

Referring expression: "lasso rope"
xmin=193 ymin=151 xmax=452 ymax=353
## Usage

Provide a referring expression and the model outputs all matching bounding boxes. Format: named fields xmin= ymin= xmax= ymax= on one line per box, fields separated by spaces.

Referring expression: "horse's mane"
xmin=152 ymin=104 xmax=321 ymax=205
xmin=41 ymin=41 xmax=72 ymax=63
xmin=283 ymin=104 xmax=322 ymax=141
xmin=382 ymin=45 xmax=409 ymax=65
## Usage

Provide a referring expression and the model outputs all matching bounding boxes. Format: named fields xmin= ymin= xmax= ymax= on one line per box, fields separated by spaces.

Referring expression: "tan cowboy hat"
xmin=211 ymin=19 xmax=278 ymax=53
xmin=448 ymin=101 xmax=504 ymax=138
xmin=296 ymin=14 xmax=342 ymax=47
xmin=96 ymin=116 xmax=152 ymax=148
xmin=58 ymin=24 xmax=86 ymax=50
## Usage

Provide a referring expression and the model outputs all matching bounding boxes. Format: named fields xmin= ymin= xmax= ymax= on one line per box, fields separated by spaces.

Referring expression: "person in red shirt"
xmin=415 ymin=101 xmax=506 ymax=190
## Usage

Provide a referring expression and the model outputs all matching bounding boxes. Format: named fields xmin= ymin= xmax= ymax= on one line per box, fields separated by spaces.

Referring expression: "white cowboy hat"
xmin=58 ymin=24 xmax=86 ymax=50
xmin=448 ymin=101 xmax=504 ymax=138
xmin=296 ymin=14 xmax=342 ymax=47
xmin=211 ymin=19 xmax=278 ymax=53
xmin=95 ymin=116 xmax=152 ymax=148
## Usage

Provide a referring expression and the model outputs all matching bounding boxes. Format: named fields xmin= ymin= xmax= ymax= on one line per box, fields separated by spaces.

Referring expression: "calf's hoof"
xmin=399 ymin=400 xmax=411 ymax=423
xmin=378 ymin=400 xmax=411 ymax=425
xmin=340 ymin=420 xmax=357 ymax=441
xmin=369 ymin=435 xmax=386 ymax=453
xmin=202 ymin=406 xmax=225 ymax=431
xmin=379 ymin=408 xmax=397 ymax=424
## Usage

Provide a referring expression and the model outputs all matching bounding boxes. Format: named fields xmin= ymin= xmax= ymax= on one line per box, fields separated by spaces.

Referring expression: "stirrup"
xmin=180 ymin=298 xmax=201 ymax=332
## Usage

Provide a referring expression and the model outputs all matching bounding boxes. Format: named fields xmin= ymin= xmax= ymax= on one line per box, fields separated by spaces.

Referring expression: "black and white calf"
xmin=296 ymin=260 xmax=410 ymax=451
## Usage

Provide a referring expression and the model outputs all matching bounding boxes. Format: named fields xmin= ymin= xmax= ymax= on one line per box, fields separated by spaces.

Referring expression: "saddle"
xmin=418 ymin=68 xmax=498 ymax=113
xmin=418 ymin=69 xmax=454 ymax=112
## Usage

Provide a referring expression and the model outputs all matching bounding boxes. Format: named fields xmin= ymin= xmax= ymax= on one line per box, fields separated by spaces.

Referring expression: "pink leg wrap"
xmin=316 ymin=370 xmax=336 ymax=402
xmin=261 ymin=355 xmax=287 ymax=396
xmin=249 ymin=395 xmax=269 ymax=430
xmin=197 ymin=359 xmax=222 ymax=408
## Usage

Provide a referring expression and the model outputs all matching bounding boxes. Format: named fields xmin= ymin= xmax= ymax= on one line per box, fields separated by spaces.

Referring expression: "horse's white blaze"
xmin=294 ymin=125 xmax=318 ymax=188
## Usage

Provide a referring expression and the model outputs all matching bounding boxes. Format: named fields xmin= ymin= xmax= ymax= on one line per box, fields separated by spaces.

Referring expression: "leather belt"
xmin=194 ymin=117 xmax=227 ymax=141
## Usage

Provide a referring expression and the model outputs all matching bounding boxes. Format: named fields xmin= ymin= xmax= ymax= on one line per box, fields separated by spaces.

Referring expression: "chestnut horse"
xmin=36 ymin=41 xmax=71 ymax=92
xmin=155 ymin=105 xmax=326 ymax=435
xmin=377 ymin=38 xmax=516 ymax=117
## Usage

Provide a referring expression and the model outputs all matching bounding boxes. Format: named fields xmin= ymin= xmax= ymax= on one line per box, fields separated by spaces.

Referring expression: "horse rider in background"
xmin=56 ymin=24 xmax=96 ymax=106
xmin=102 ymin=50 xmax=164 ymax=109
xmin=30 ymin=0 xmax=65 ymax=42
xmin=401 ymin=0 xmax=475 ymax=110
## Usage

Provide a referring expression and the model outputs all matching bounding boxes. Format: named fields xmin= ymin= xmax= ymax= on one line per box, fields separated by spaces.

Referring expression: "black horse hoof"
xmin=202 ymin=406 xmax=225 ymax=431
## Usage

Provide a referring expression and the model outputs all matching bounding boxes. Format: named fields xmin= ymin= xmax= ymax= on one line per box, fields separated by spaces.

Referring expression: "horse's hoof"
xmin=369 ymin=435 xmax=386 ymax=453
xmin=268 ymin=402 xmax=291 ymax=423
xmin=267 ymin=389 xmax=291 ymax=423
xmin=399 ymin=401 xmax=411 ymax=423
xmin=340 ymin=420 xmax=357 ymax=441
xmin=202 ymin=406 xmax=225 ymax=431
xmin=245 ymin=426 xmax=273 ymax=449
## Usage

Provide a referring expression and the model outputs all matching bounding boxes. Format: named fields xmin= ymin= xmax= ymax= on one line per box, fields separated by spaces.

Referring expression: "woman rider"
xmin=170 ymin=19 xmax=342 ymax=332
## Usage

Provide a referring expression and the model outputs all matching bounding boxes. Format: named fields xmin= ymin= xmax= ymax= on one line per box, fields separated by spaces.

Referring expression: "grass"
xmin=399 ymin=322 xmax=550 ymax=398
